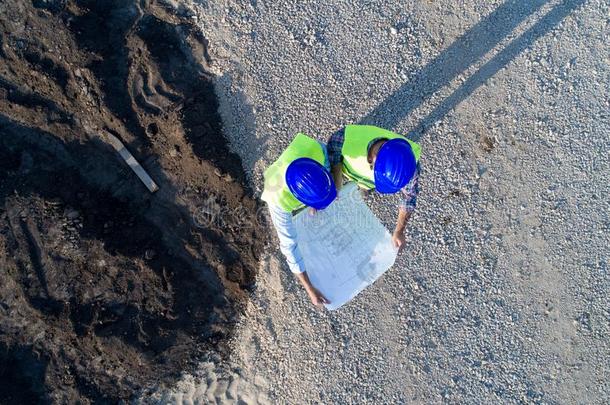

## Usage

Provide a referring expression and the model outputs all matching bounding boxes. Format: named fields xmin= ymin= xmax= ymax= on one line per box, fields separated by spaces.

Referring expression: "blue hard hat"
xmin=286 ymin=158 xmax=337 ymax=210
xmin=374 ymin=138 xmax=417 ymax=194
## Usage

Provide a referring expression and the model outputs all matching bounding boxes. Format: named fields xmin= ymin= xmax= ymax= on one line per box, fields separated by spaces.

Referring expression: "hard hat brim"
xmin=373 ymin=138 xmax=416 ymax=194
xmin=286 ymin=158 xmax=337 ymax=209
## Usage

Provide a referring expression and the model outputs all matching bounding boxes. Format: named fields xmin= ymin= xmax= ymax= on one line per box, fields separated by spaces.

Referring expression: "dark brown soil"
xmin=0 ymin=1 xmax=266 ymax=403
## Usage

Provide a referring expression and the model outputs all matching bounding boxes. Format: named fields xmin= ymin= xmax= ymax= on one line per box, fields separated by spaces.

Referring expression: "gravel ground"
xmin=155 ymin=0 xmax=609 ymax=403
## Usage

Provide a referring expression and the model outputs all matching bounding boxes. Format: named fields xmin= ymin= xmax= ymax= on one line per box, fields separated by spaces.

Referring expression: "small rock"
xmin=146 ymin=123 xmax=159 ymax=137
xmin=390 ymin=27 xmax=398 ymax=35
xmin=144 ymin=249 xmax=156 ymax=260
xmin=65 ymin=208 xmax=79 ymax=220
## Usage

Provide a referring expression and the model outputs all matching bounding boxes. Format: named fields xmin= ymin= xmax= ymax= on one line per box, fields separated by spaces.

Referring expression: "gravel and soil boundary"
xmin=0 ymin=1 xmax=266 ymax=402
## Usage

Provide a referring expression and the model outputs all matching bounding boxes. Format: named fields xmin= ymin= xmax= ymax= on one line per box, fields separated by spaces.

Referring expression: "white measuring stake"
xmin=104 ymin=132 xmax=159 ymax=193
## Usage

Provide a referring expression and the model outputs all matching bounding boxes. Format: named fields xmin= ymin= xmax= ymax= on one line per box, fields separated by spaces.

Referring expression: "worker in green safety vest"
xmin=261 ymin=133 xmax=337 ymax=307
xmin=327 ymin=125 xmax=421 ymax=250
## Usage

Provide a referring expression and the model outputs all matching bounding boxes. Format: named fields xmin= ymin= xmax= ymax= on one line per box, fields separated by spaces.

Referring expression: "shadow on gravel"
xmin=360 ymin=0 xmax=585 ymax=140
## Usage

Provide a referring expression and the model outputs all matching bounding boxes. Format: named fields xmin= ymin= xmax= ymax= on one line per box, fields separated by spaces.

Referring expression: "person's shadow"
xmin=359 ymin=0 xmax=586 ymax=141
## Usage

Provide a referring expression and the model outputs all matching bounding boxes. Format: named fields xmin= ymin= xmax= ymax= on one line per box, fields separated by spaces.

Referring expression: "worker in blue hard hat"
xmin=327 ymin=125 xmax=421 ymax=250
xmin=261 ymin=133 xmax=336 ymax=307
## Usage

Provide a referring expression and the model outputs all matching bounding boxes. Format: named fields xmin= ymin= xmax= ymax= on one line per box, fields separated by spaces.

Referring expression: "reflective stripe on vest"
xmin=261 ymin=133 xmax=326 ymax=212
xmin=341 ymin=125 xmax=421 ymax=190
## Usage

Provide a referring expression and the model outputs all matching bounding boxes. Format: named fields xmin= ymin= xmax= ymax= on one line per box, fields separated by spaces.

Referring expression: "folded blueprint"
xmin=294 ymin=182 xmax=397 ymax=310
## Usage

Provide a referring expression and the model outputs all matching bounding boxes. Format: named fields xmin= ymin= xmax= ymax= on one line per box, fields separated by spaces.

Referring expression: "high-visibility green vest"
xmin=261 ymin=133 xmax=326 ymax=212
xmin=341 ymin=125 xmax=421 ymax=190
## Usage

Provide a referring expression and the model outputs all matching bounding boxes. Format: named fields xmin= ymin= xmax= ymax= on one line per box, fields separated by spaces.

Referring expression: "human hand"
xmin=309 ymin=207 xmax=317 ymax=215
xmin=392 ymin=230 xmax=406 ymax=251
xmin=307 ymin=286 xmax=330 ymax=308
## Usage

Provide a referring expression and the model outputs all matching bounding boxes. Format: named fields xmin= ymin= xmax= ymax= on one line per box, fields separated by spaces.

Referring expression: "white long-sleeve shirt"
xmin=268 ymin=203 xmax=306 ymax=274
xmin=266 ymin=142 xmax=329 ymax=274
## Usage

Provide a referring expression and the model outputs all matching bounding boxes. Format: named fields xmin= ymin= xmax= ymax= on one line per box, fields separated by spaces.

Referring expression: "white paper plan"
xmin=294 ymin=182 xmax=398 ymax=310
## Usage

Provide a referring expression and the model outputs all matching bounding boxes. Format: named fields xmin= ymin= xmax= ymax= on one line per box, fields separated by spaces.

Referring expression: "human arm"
xmin=392 ymin=208 xmax=411 ymax=250
xmin=295 ymin=272 xmax=330 ymax=308
xmin=267 ymin=204 xmax=330 ymax=307
xmin=331 ymin=163 xmax=344 ymax=192
xmin=392 ymin=164 xmax=420 ymax=250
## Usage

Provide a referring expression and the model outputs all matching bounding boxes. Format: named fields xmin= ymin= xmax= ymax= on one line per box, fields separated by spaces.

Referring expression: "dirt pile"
xmin=0 ymin=0 xmax=266 ymax=402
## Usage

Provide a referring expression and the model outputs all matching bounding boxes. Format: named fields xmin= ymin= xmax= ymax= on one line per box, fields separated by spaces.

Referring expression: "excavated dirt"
xmin=0 ymin=1 xmax=266 ymax=403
